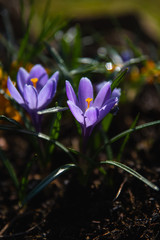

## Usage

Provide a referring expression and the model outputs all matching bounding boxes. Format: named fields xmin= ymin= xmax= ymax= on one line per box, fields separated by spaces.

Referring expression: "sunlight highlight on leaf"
xmin=23 ymin=164 xmax=77 ymax=204
xmin=101 ymin=160 xmax=159 ymax=191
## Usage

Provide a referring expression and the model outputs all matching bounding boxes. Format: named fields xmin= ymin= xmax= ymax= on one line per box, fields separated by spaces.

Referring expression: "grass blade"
xmin=0 ymin=148 xmax=19 ymax=189
xmin=0 ymin=115 xmax=22 ymax=127
xmin=94 ymin=120 xmax=160 ymax=158
xmin=111 ymin=68 xmax=128 ymax=91
xmin=100 ymin=130 xmax=113 ymax=160
xmin=101 ymin=160 xmax=159 ymax=191
xmin=45 ymin=43 xmax=71 ymax=79
xmin=38 ymin=106 xmax=68 ymax=115
xmin=46 ymin=110 xmax=62 ymax=159
xmin=117 ymin=113 xmax=139 ymax=161
xmin=23 ymin=163 xmax=77 ymax=204
xmin=110 ymin=120 xmax=160 ymax=144
xmin=0 ymin=125 xmax=77 ymax=164
xmin=122 ymin=55 xmax=147 ymax=69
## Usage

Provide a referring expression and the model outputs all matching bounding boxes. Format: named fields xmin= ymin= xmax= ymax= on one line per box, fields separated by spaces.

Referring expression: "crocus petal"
xmin=66 ymin=80 xmax=78 ymax=105
xmin=67 ymin=100 xmax=84 ymax=125
xmin=49 ymin=71 xmax=59 ymax=88
xmin=7 ymin=77 xmax=24 ymax=105
xmin=23 ymin=84 xmax=38 ymax=110
xmin=93 ymin=82 xmax=111 ymax=108
xmin=29 ymin=64 xmax=48 ymax=92
xmin=84 ymin=107 xmax=99 ymax=127
xmin=98 ymin=97 xmax=118 ymax=123
xmin=95 ymin=81 xmax=108 ymax=93
xmin=17 ymin=67 xmax=29 ymax=95
xmin=78 ymin=77 xmax=93 ymax=112
xmin=112 ymin=88 xmax=121 ymax=99
xmin=37 ymin=79 xmax=56 ymax=109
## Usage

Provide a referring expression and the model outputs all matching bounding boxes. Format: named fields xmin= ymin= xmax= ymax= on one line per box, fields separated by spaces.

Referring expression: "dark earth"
xmin=0 ymin=12 xmax=160 ymax=240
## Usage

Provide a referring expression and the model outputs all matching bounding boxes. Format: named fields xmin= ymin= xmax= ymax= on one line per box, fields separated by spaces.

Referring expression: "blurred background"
xmin=0 ymin=0 xmax=160 ymax=41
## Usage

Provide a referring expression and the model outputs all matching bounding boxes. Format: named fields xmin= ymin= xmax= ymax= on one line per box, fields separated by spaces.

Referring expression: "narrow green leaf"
xmin=0 ymin=125 xmax=77 ymax=164
xmin=122 ymin=56 xmax=147 ymax=69
xmin=23 ymin=164 xmax=77 ymax=204
xmin=47 ymin=110 xmax=62 ymax=156
xmin=38 ymin=106 xmax=68 ymax=115
xmin=94 ymin=120 xmax=160 ymax=158
xmin=125 ymin=36 xmax=142 ymax=57
xmin=2 ymin=8 xmax=15 ymax=44
xmin=17 ymin=0 xmax=35 ymax=61
xmin=100 ymin=130 xmax=113 ymax=160
xmin=0 ymin=33 xmax=16 ymax=56
xmin=102 ymin=113 xmax=113 ymax=132
xmin=19 ymin=155 xmax=37 ymax=201
xmin=45 ymin=43 xmax=71 ymax=79
xmin=111 ymin=68 xmax=128 ymax=91
xmin=72 ymin=26 xmax=82 ymax=68
xmin=0 ymin=148 xmax=19 ymax=189
xmin=0 ymin=115 xmax=22 ymax=127
xmin=101 ymin=160 xmax=159 ymax=191
xmin=78 ymin=57 xmax=99 ymax=65
xmin=37 ymin=132 xmax=78 ymax=165
xmin=110 ymin=120 xmax=160 ymax=144
xmin=117 ymin=113 xmax=140 ymax=161
xmin=70 ymin=65 xmax=95 ymax=75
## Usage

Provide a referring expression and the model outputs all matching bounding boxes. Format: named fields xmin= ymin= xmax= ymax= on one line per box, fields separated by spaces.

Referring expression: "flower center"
xmin=85 ymin=97 xmax=93 ymax=110
xmin=30 ymin=78 xmax=38 ymax=88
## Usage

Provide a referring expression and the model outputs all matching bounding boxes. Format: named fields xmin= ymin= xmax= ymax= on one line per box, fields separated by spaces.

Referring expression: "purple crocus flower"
xmin=7 ymin=64 xmax=59 ymax=132
xmin=66 ymin=77 xmax=119 ymax=142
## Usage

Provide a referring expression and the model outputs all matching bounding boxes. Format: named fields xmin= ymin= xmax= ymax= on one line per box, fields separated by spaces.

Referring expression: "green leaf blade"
xmin=111 ymin=68 xmax=128 ymax=91
xmin=111 ymin=120 xmax=160 ymax=144
xmin=23 ymin=163 xmax=77 ymax=204
xmin=117 ymin=113 xmax=140 ymax=161
xmin=101 ymin=160 xmax=159 ymax=191
xmin=38 ymin=106 xmax=68 ymax=115
xmin=0 ymin=149 xmax=19 ymax=190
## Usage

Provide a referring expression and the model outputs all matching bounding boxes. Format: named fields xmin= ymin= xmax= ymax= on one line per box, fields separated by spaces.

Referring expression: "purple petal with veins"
xmin=67 ymin=100 xmax=84 ymax=125
xmin=23 ymin=85 xmax=38 ymax=110
xmin=66 ymin=80 xmax=78 ymax=105
xmin=17 ymin=67 xmax=29 ymax=95
xmin=7 ymin=77 xmax=24 ymax=105
xmin=78 ymin=77 xmax=93 ymax=112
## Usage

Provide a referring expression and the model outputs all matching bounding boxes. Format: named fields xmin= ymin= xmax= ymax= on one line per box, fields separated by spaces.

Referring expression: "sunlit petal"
xmin=7 ymin=77 xmax=24 ymax=105
xmin=98 ymin=97 xmax=118 ymax=123
xmin=17 ymin=67 xmax=29 ymax=95
xmin=78 ymin=77 xmax=93 ymax=112
xmin=23 ymin=84 xmax=38 ymax=110
xmin=66 ymin=80 xmax=78 ymax=105
xmin=38 ymin=79 xmax=56 ymax=109
xmin=112 ymin=88 xmax=121 ymax=98
xmin=67 ymin=100 xmax=84 ymax=124
xmin=93 ymin=82 xmax=111 ymax=108
xmin=85 ymin=107 xmax=99 ymax=127
xmin=49 ymin=71 xmax=59 ymax=89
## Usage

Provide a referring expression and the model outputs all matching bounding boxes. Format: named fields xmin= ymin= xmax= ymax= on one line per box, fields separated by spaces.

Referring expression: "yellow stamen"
xmin=30 ymin=78 xmax=38 ymax=88
xmin=85 ymin=97 xmax=93 ymax=110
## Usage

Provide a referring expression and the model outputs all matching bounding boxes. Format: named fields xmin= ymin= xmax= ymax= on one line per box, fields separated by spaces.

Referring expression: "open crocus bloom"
xmin=66 ymin=77 xmax=119 ymax=140
xmin=7 ymin=64 xmax=59 ymax=131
